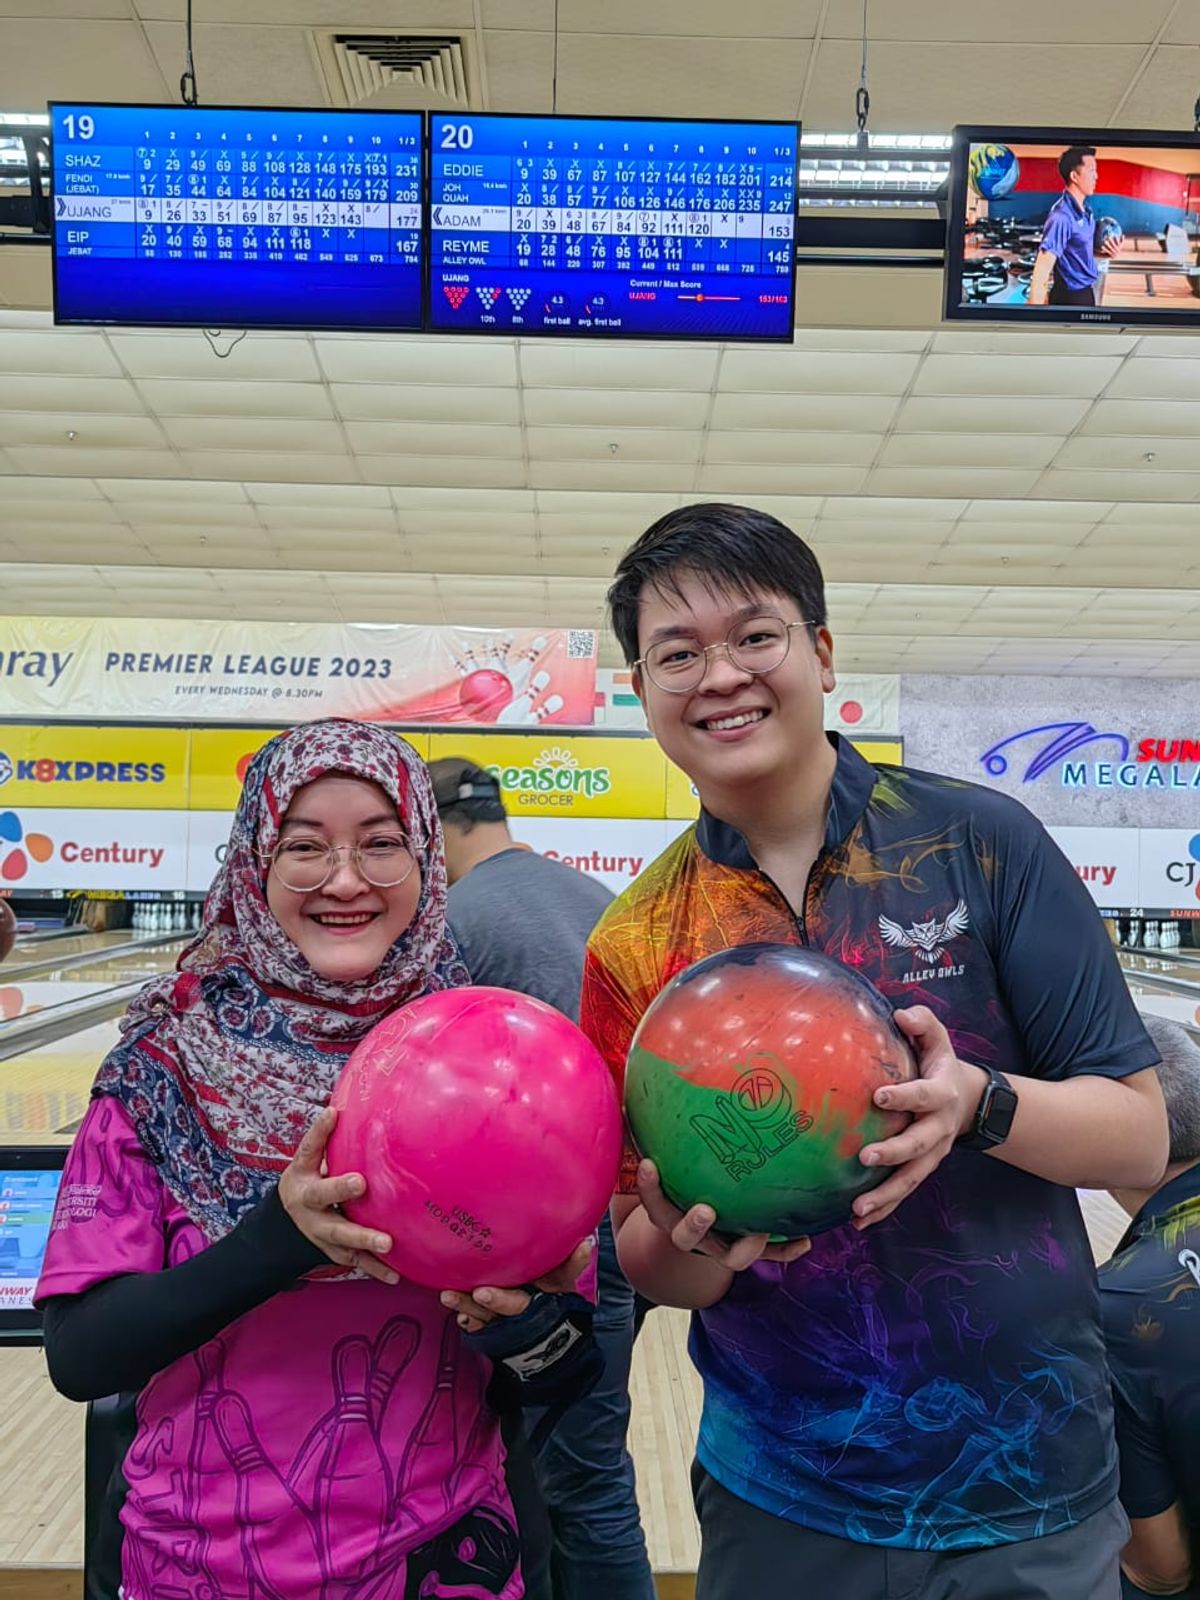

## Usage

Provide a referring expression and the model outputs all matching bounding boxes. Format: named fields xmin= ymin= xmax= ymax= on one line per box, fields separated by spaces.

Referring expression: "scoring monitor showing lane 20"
xmin=429 ymin=115 xmax=798 ymax=340
xmin=50 ymin=104 xmax=424 ymax=331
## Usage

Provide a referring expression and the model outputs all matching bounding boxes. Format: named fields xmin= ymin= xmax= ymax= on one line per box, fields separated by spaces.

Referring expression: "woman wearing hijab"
xmin=36 ymin=719 xmax=595 ymax=1600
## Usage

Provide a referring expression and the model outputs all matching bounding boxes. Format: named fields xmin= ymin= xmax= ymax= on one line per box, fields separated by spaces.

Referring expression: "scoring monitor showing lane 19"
xmin=50 ymin=104 xmax=424 ymax=331
xmin=429 ymin=115 xmax=798 ymax=340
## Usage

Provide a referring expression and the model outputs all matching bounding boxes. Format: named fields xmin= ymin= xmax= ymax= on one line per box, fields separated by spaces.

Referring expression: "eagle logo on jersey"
xmin=879 ymin=900 xmax=970 ymax=965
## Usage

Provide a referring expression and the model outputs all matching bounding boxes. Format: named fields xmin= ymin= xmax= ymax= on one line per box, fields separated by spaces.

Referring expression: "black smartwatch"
xmin=956 ymin=1065 xmax=1018 ymax=1152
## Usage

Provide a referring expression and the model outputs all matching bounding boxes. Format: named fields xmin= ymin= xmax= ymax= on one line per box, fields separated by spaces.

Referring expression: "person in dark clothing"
xmin=1102 ymin=1014 xmax=1200 ymax=1600
xmin=431 ymin=757 xmax=656 ymax=1600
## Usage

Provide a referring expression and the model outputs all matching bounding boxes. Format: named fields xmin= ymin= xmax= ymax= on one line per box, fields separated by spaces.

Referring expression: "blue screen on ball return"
xmin=429 ymin=114 xmax=798 ymax=340
xmin=50 ymin=103 xmax=424 ymax=331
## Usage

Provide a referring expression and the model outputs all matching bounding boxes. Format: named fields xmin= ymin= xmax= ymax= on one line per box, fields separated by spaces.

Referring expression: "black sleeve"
xmin=41 ymin=1187 xmax=327 ymax=1401
xmin=988 ymin=808 xmax=1159 ymax=1081
xmin=1113 ymin=1383 xmax=1179 ymax=1521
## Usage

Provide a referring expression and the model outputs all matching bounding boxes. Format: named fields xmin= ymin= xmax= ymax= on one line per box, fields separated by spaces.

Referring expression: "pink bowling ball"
xmin=327 ymin=986 xmax=623 ymax=1290
xmin=459 ymin=669 xmax=513 ymax=718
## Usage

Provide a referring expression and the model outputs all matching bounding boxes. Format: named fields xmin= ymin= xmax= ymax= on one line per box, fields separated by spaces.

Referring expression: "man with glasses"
xmin=579 ymin=502 xmax=1168 ymax=1600
xmin=428 ymin=758 xmax=656 ymax=1600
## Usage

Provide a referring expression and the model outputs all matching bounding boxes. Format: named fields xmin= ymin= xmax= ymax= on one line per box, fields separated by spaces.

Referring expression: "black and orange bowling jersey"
xmin=580 ymin=733 xmax=1158 ymax=1550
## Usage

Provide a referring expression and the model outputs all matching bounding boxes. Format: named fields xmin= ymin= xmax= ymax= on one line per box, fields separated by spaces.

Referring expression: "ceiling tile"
xmin=0 ymin=376 xmax=146 ymax=413
xmin=894 ymin=396 xmax=1092 ymax=435
xmin=330 ymin=385 xmax=521 ymax=425
xmin=722 ymin=350 xmax=920 ymax=394
xmin=878 ymin=434 xmax=1060 ymax=470
xmin=530 ymin=427 xmax=701 ymax=463
xmin=162 ymin=418 xmax=347 ymax=454
xmin=0 ymin=327 xmax=123 ymax=378
xmin=0 ymin=415 xmax=166 ymax=450
xmin=315 ymin=339 xmax=518 ymax=387
xmin=135 ymin=379 xmax=335 ymax=420
xmin=523 ymin=389 xmax=710 ymax=428
xmin=711 ymin=393 xmax=901 ymax=431
xmin=518 ymin=344 xmax=718 ymax=391
xmin=346 ymin=422 xmax=522 ymax=458
xmin=913 ymin=354 xmax=1122 ymax=398
xmin=109 ymin=333 xmax=321 ymax=382
xmin=705 ymin=431 xmax=880 ymax=465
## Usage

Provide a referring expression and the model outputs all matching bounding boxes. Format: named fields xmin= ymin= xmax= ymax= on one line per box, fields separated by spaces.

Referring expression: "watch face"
xmin=982 ymin=1080 xmax=1018 ymax=1142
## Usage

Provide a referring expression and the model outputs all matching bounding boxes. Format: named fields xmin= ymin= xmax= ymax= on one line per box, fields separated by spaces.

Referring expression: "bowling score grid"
xmin=49 ymin=105 xmax=798 ymax=341
xmin=429 ymin=115 xmax=798 ymax=339
xmin=50 ymin=104 xmax=424 ymax=332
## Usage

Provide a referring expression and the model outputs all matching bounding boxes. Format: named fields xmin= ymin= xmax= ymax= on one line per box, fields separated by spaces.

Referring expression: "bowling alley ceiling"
xmin=2 ymin=0 xmax=1200 ymax=676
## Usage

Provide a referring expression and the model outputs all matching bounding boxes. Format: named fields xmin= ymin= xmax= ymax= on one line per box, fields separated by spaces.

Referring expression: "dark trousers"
xmin=692 ymin=1462 xmax=1129 ymax=1600
xmin=505 ymin=1215 xmax=656 ymax=1600
xmin=1048 ymin=277 xmax=1098 ymax=306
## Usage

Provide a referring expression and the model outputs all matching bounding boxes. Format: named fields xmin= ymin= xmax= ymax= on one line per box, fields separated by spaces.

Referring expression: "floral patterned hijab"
xmin=94 ymin=719 xmax=468 ymax=1240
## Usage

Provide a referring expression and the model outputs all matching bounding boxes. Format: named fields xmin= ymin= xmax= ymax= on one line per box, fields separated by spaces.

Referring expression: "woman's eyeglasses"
xmin=262 ymin=835 xmax=420 ymax=893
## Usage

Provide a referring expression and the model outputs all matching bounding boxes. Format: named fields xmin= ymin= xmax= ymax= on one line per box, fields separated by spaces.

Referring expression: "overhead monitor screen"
xmin=428 ymin=114 xmax=798 ymax=339
xmin=50 ymin=103 xmax=424 ymax=331
xmin=944 ymin=125 xmax=1200 ymax=327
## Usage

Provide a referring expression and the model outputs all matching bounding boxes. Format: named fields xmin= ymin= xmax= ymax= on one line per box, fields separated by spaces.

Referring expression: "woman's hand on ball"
xmin=279 ymin=1107 xmax=400 ymax=1285
xmin=636 ymin=1159 xmax=809 ymax=1270
xmin=442 ymin=1237 xmax=595 ymax=1331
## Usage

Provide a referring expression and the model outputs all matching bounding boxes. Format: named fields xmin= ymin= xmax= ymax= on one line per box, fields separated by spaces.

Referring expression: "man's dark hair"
xmin=606 ymin=502 xmax=827 ymax=667
xmin=428 ymin=757 xmax=507 ymax=829
xmin=1059 ymin=145 xmax=1096 ymax=185
xmin=1142 ymin=1015 xmax=1200 ymax=1166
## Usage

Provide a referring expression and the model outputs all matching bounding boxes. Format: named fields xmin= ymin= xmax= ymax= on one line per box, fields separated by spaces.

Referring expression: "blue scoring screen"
xmin=429 ymin=115 xmax=797 ymax=339
xmin=50 ymin=104 xmax=424 ymax=331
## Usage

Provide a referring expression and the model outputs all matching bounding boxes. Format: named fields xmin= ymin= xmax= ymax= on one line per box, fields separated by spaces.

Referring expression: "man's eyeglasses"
xmin=635 ymin=615 xmax=817 ymax=694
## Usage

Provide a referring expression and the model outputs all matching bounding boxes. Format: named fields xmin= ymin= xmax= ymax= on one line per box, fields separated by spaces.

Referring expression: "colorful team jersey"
xmin=1099 ymin=1164 xmax=1200 ymax=1547
xmin=580 ymin=735 xmax=1158 ymax=1551
xmin=37 ymin=1097 xmax=522 ymax=1600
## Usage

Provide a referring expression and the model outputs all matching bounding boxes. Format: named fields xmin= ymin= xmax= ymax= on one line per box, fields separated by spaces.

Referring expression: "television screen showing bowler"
xmin=944 ymin=125 xmax=1200 ymax=327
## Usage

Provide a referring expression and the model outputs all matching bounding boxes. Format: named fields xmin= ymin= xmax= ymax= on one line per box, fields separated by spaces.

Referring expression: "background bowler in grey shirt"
xmin=429 ymin=757 xmax=655 ymax=1600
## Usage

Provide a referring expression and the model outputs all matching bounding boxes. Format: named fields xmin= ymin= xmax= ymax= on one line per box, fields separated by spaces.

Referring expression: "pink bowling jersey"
xmin=37 ymin=1097 xmax=524 ymax=1600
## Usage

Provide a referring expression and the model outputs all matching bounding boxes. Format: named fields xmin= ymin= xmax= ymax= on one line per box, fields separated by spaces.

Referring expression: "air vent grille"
xmin=328 ymin=34 xmax=470 ymax=107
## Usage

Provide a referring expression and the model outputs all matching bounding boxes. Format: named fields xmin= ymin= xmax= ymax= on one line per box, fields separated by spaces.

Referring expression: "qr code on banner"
xmin=567 ymin=630 xmax=596 ymax=659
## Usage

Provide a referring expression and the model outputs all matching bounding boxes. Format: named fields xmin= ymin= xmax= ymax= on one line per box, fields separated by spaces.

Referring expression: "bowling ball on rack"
xmin=327 ymin=986 xmax=623 ymax=1290
xmin=623 ymin=944 xmax=917 ymax=1240
xmin=968 ymin=143 xmax=1020 ymax=201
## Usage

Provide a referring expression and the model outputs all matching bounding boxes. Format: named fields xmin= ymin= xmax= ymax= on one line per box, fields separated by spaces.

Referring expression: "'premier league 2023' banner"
xmin=0 ymin=618 xmax=598 ymax=727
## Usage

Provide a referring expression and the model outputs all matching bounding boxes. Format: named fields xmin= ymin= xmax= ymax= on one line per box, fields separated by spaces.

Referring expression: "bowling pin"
xmin=314 ymin=1338 xmax=392 ymax=1582
xmin=495 ymin=670 xmax=552 ymax=725
xmin=179 ymin=1342 xmax=228 ymax=1589
xmin=531 ymin=694 xmax=565 ymax=722
xmin=510 ymin=636 xmax=548 ymax=695
xmin=394 ymin=1317 xmax=460 ymax=1526
xmin=368 ymin=1316 xmax=421 ymax=1429
xmin=214 ymin=1392 xmax=314 ymax=1600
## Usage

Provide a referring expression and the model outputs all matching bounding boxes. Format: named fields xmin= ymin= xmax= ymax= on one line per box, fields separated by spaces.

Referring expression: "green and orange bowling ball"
xmin=624 ymin=943 xmax=917 ymax=1238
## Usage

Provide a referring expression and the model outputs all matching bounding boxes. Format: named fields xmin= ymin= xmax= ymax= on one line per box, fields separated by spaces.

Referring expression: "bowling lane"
xmin=9 ymin=928 xmax=141 ymax=965
xmin=0 ymin=1017 xmax=122 ymax=1144
xmin=1 ymin=941 xmax=184 ymax=1023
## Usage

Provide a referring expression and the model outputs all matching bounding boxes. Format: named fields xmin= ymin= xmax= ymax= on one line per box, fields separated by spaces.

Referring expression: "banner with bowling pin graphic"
xmin=0 ymin=617 xmax=598 ymax=727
